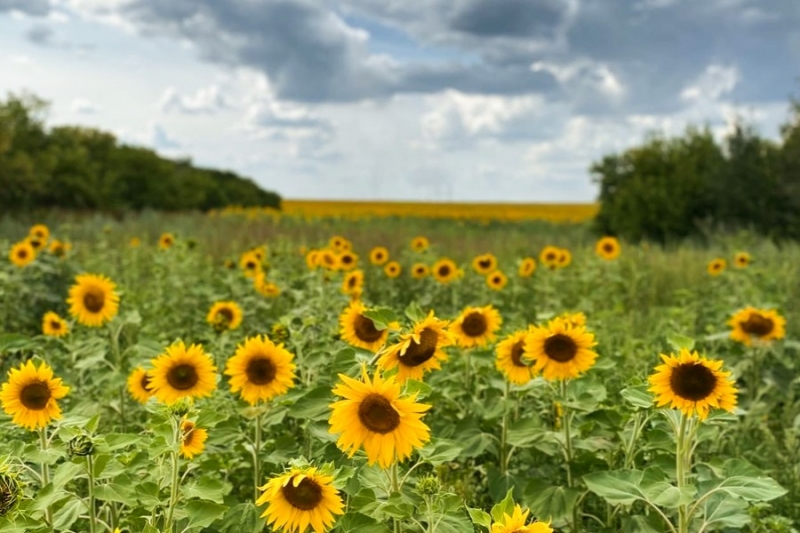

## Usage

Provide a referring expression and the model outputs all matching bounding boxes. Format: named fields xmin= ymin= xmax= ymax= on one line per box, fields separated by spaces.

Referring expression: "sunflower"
xmin=29 ymin=224 xmax=50 ymax=243
xmin=411 ymin=263 xmax=430 ymax=279
xmin=159 ymin=233 xmax=175 ymax=250
xmin=0 ymin=360 xmax=70 ymax=430
xmin=250 ymin=246 xmax=266 ymax=262
xmin=491 ymin=505 xmax=552 ymax=533
xmin=42 ymin=312 xmax=68 ymax=338
xmin=647 ymin=349 xmax=737 ymax=420
xmin=257 ymin=466 xmax=344 ymax=533
xmin=127 ymin=367 xmax=153 ymax=404
xmin=411 ymin=236 xmax=429 ymax=252
xmin=339 ymin=301 xmax=394 ymax=352
xmin=379 ymin=312 xmax=453 ymax=382
xmin=180 ymin=419 xmax=208 ymax=459
xmin=518 ymin=257 xmax=536 ymax=278
xmin=67 ymin=274 xmax=120 ymax=327
xmin=728 ymin=307 xmax=786 ymax=346
xmin=734 ymin=252 xmax=751 ymax=269
xmin=255 ymin=273 xmax=281 ymax=298
xmin=525 ymin=318 xmax=598 ymax=380
xmin=9 ymin=241 xmax=35 ymax=268
xmin=337 ymin=251 xmax=358 ymax=271
xmin=225 ymin=335 xmax=296 ymax=405
xmin=495 ymin=331 xmax=533 ymax=385
xmin=432 ymin=258 xmax=458 ymax=284
xmin=472 ymin=253 xmax=497 ymax=275
xmin=27 ymin=236 xmax=45 ymax=252
xmin=329 ymin=236 xmax=350 ymax=253
xmin=304 ymin=249 xmax=320 ymax=269
xmin=240 ymin=251 xmax=263 ymax=278
xmin=559 ymin=311 xmax=587 ymax=328
xmin=48 ymin=240 xmax=70 ymax=258
xmin=329 ymin=366 xmax=431 ymax=468
xmin=556 ymin=249 xmax=572 ymax=268
xmin=369 ymin=247 xmax=389 ymax=265
xmin=319 ymin=250 xmax=339 ymax=271
xmin=206 ymin=301 xmax=243 ymax=332
xmin=450 ymin=305 xmax=502 ymax=348
xmin=596 ymin=236 xmax=620 ymax=260
xmin=707 ymin=258 xmax=726 ymax=276
xmin=539 ymin=246 xmax=560 ymax=269
xmin=486 ymin=270 xmax=507 ymax=291
xmin=384 ymin=261 xmax=402 ymax=278
xmin=149 ymin=341 xmax=217 ymax=404
xmin=130 ymin=237 xmax=141 ymax=248
xmin=341 ymin=270 xmax=364 ymax=297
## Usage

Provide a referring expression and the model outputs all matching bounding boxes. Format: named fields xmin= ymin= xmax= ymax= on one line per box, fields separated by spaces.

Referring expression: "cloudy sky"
xmin=1 ymin=0 xmax=798 ymax=201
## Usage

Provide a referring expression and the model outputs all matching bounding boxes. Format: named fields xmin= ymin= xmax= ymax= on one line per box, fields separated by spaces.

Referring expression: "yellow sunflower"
xmin=130 ymin=237 xmax=141 ymax=248
xmin=257 ymin=466 xmax=344 ymax=533
xmin=518 ymin=257 xmax=536 ymax=278
xmin=491 ymin=505 xmax=552 ymax=533
xmin=524 ymin=318 xmax=598 ymax=380
xmin=180 ymin=419 xmax=208 ymax=459
xmin=595 ymin=236 xmax=620 ymax=260
xmin=432 ymin=258 xmax=458 ymax=284
xmin=556 ymin=249 xmax=572 ymax=269
xmin=27 ymin=236 xmax=45 ymax=253
xmin=9 ymin=241 xmax=35 ymax=268
xmin=707 ymin=258 xmax=726 ymax=276
xmin=206 ymin=301 xmax=243 ymax=332
xmin=495 ymin=331 xmax=534 ymax=385
xmin=411 ymin=263 xmax=430 ymax=279
xmin=728 ymin=307 xmax=786 ymax=346
xmin=42 ymin=312 xmax=68 ymax=338
xmin=450 ymin=305 xmax=502 ymax=348
xmin=159 ymin=233 xmax=175 ymax=250
xmin=339 ymin=301 xmax=393 ymax=352
xmin=67 ymin=274 xmax=120 ymax=327
xmin=0 ymin=360 xmax=70 ymax=430
xmin=240 ymin=251 xmax=263 ymax=278
xmin=255 ymin=273 xmax=281 ymax=298
xmin=341 ymin=270 xmax=364 ymax=297
xmin=734 ymin=252 xmax=751 ymax=269
xmin=306 ymin=249 xmax=321 ymax=269
xmin=329 ymin=367 xmax=431 ymax=468
xmin=337 ymin=251 xmax=358 ymax=271
xmin=486 ymin=270 xmax=507 ymax=291
xmin=319 ymin=249 xmax=339 ymax=271
xmin=559 ymin=311 xmax=587 ymax=328
xmin=224 ymin=335 xmax=296 ymax=405
xmin=539 ymin=246 xmax=560 ymax=269
xmin=472 ymin=253 xmax=498 ymax=275
xmin=329 ymin=236 xmax=350 ymax=253
xmin=384 ymin=261 xmax=402 ymax=278
xmin=48 ymin=240 xmax=70 ymax=258
xmin=378 ymin=311 xmax=454 ymax=382
xmin=149 ymin=341 xmax=217 ymax=404
xmin=29 ymin=224 xmax=50 ymax=243
xmin=369 ymin=246 xmax=389 ymax=265
xmin=127 ymin=367 xmax=153 ymax=404
xmin=647 ymin=349 xmax=738 ymax=420
xmin=411 ymin=236 xmax=429 ymax=252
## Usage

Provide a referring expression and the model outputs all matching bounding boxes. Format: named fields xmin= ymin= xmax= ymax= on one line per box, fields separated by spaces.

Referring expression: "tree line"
xmin=0 ymin=93 xmax=281 ymax=212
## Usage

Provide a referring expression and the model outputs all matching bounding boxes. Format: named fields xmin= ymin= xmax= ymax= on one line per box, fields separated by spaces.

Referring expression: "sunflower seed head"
xmin=0 ymin=472 xmax=22 ymax=517
xmin=271 ymin=323 xmax=290 ymax=343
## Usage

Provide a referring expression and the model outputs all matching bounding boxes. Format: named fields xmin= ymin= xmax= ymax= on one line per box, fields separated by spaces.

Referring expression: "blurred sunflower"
xmin=149 ymin=341 xmax=217 ymax=404
xmin=491 ymin=505 xmax=552 ymax=533
xmin=225 ymin=335 xmax=296 ymax=405
xmin=495 ymin=331 xmax=533 ymax=385
xmin=159 ymin=233 xmax=175 ymax=250
xmin=341 ymin=270 xmax=364 ymax=297
xmin=383 ymin=261 xmax=401 ymax=278
xmin=556 ymin=249 xmax=572 ymax=268
xmin=539 ymin=246 xmax=560 ymax=269
xmin=207 ymin=301 xmax=243 ymax=332
xmin=319 ymin=249 xmax=339 ymax=271
xmin=432 ymin=258 xmax=458 ymax=284
xmin=27 ymin=236 xmax=45 ymax=252
xmin=67 ymin=274 xmax=120 ymax=327
xmin=29 ymin=224 xmax=50 ymax=243
xmin=340 ymin=301 xmax=394 ymax=352
xmin=9 ymin=241 xmax=35 ymax=268
xmin=411 ymin=236 xmax=429 ymax=252
xmin=369 ymin=246 xmax=389 ymax=265
xmin=728 ymin=307 xmax=785 ymax=346
xmin=559 ymin=311 xmax=587 ymax=328
xmin=525 ymin=318 xmax=597 ymax=380
xmin=734 ymin=252 xmax=751 ymax=269
xmin=250 ymin=246 xmax=266 ymax=262
xmin=255 ymin=273 xmax=281 ymax=298
xmin=379 ymin=311 xmax=453 ymax=382
xmin=305 ymin=249 xmax=321 ymax=269
xmin=518 ymin=257 xmax=536 ymax=278
xmin=329 ymin=366 xmax=431 ymax=468
xmin=48 ymin=239 xmax=70 ymax=258
xmin=337 ymin=251 xmax=358 ymax=271
xmin=648 ymin=349 xmax=737 ymax=420
xmin=472 ymin=253 xmax=497 ymax=275
xmin=411 ymin=263 xmax=430 ymax=279
xmin=0 ymin=360 xmax=70 ymax=430
xmin=179 ymin=419 xmax=208 ymax=459
xmin=595 ymin=236 xmax=620 ymax=260
xmin=130 ymin=237 xmax=141 ymax=248
xmin=329 ymin=236 xmax=349 ymax=253
xmin=127 ymin=367 xmax=153 ymax=404
xmin=450 ymin=305 xmax=502 ymax=348
xmin=240 ymin=251 xmax=263 ymax=278
xmin=707 ymin=258 xmax=726 ymax=276
xmin=486 ymin=270 xmax=507 ymax=291
xmin=257 ymin=466 xmax=344 ymax=533
xmin=42 ymin=312 xmax=68 ymax=338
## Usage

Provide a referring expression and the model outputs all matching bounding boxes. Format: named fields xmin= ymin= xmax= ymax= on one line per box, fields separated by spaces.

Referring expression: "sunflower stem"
xmin=675 ymin=412 xmax=689 ymax=533
xmin=165 ymin=418 xmax=182 ymax=532
xmin=389 ymin=462 xmax=401 ymax=533
xmin=253 ymin=409 xmax=263 ymax=503
xmin=463 ymin=349 xmax=472 ymax=393
xmin=560 ymin=379 xmax=580 ymax=533
xmin=39 ymin=427 xmax=52 ymax=526
xmin=499 ymin=380 xmax=510 ymax=474
xmin=86 ymin=454 xmax=97 ymax=533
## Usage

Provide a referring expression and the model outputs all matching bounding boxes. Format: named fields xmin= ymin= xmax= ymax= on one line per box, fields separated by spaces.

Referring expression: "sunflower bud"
xmin=67 ymin=435 xmax=95 ymax=457
xmin=0 ymin=472 xmax=22 ymax=517
xmin=169 ymin=398 xmax=193 ymax=418
xmin=271 ymin=323 xmax=290 ymax=344
xmin=416 ymin=474 xmax=440 ymax=496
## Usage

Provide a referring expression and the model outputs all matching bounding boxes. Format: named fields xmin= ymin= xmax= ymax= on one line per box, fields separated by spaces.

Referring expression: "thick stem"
xmin=464 ymin=350 xmax=472 ymax=392
xmin=87 ymin=455 xmax=97 ymax=533
xmin=253 ymin=411 xmax=263 ymax=502
xmin=560 ymin=380 xmax=579 ymax=533
xmin=164 ymin=420 xmax=182 ymax=532
xmin=426 ymin=495 xmax=435 ymax=533
xmin=676 ymin=413 xmax=689 ymax=533
xmin=499 ymin=380 xmax=510 ymax=474
xmin=39 ymin=428 xmax=52 ymax=526
xmin=389 ymin=462 xmax=401 ymax=533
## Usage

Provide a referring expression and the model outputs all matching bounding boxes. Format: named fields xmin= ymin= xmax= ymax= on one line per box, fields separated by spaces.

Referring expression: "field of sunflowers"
xmin=0 ymin=212 xmax=798 ymax=533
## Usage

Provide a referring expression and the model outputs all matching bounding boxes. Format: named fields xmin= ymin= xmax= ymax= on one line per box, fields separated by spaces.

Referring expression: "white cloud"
xmin=531 ymin=59 xmax=626 ymax=100
xmin=159 ymin=85 xmax=227 ymax=114
xmin=680 ymin=64 xmax=739 ymax=103
xmin=71 ymin=97 xmax=98 ymax=114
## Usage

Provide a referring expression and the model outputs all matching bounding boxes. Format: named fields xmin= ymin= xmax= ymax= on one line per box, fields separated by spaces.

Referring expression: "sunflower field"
xmin=0 ymin=212 xmax=799 ymax=533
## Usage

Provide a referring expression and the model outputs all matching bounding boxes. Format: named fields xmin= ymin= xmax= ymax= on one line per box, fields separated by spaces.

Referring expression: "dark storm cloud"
xmin=0 ymin=0 xmax=50 ymax=16
xmin=449 ymin=0 xmax=567 ymax=38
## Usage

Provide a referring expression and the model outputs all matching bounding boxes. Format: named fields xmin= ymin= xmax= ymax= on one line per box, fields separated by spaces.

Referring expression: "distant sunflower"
xmin=337 ymin=251 xmax=358 ymax=271
xmin=379 ymin=311 xmax=453 ymax=382
xmin=728 ymin=307 xmax=785 ymax=346
xmin=48 ymin=240 xmax=70 ymax=258
xmin=491 ymin=505 xmax=552 ymax=533
xmin=525 ymin=318 xmax=598 ymax=380
xmin=255 ymin=273 xmax=281 ymax=298
xmin=707 ymin=258 xmax=726 ymax=276
xmin=329 ymin=367 xmax=431 ymax=468
xmin=411 ymin=236 xmax=429 ymax=252
xmin=9 ymin=241 xmax=35 ymax=268
xmin=329 ymin=236 xmax=349 ymax=253
xmin=518 ymin=257 xmax=536 ymax=278
xmin=540 ymin=246 xmax=560 ymax=269
xmin=223 ymin=259 xmax=236 ymax=270
xmin=319 ymin=249 xmax=339 ymax=271
xmin=257 ymin=466 xmax=344 ymax=533
xmin=127 ymin=367 xmax=153 ymax=404
xmin=29 ymin=224 xmax=50 ymax=243
xmin=207 ymin=301 xmax=243 ymax=332
xmin=556 ymin=249 xmax=572 ymax=268
xmin=42 ymin=312 xmax=68 ymax=338
xmin=734 ymin=252 xmax=751 ymax=269
xmin=369 ymin=247 xmax=389 ymax=265
xmin=240 ymin=251 xmax=263 ymax=278
xmin=149 ymin=341 xmax=217 ymax=404
xmin=225 ymin=335 xmax=296 ymax=405
xmin=472 ymin=253 xmax=497 ymax=275
xmin=250 ymin=246 xmax=266 ymax=262
xmin=559 ymin=311 xmax=587 ymax=328
xmin=648 ymin=349 xmax=737 ymax=420
xmin=450 ymin=305 xmax=502 ymax=348
xmin=67 ymin=274 xmax=120 ymax=327
xmin=486 ymin=270 xmax=507 ymax=291
xmin=595 ymin=236 xmax=620 ymax=260
xmin=411 ymin=263 xmax=430 ymax=279
xmin=384 ymin=261 xmax=401 ymax=278
xmin=341 ymin=270 xmax=364 ymax=297
xmin=0 ymin=360 xmax=70 ymax=430
xmin=159 ymin=233 xmax=175 ymax=250
xmin=495 ymin=331 xmax=533 ymax=385
xmin=130 ymin=237 xmax=141 ymax=248
xmin=27 ymin=237 xmax=45 ymax=252
xmin=339 ymin=301 xmax=392 ymax=352
xmin=306 ymin=249 xmax=321 ymax=269
xmin=432 ymin=258 xmax=458 ymax=284
xmin=180 ymin=419 xmax=208 ymax=459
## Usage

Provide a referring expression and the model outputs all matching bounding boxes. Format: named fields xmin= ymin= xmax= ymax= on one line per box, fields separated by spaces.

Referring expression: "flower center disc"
xmin=479 ymin=259 xmax=491 ymax=269
xmin=544 ymin=334 xmax=578 ymax=363
xmin=510 ymin=341 xmax=527 ymax=367
xmin=50 ymin=321 xmax=61 ymax=330
xmin=354 ymin=315 xmax=383 ymax=343
xmin=140 ymin=374 xmax=152 ymax=391
xmin=358 ymin=393 xmax=401 ymax=434
xmin=20 ymin=382 xmax=51 ymax=410
xmin=83 ymin=289 xmax=105 ymax=313
xmin=670 ymin=363 xmax=717 ymax=401
xmin=167 ymin=364 xmax=199 ymax=390
xmin=282 ymin=477 xmax=323 ymax=511
xmin=182 ymin=422 xmax=196 ymax=445
xmin=18 ymin=250 xmax=28 ymax=259
xmin=399 ymin=328 xmax=438 ymax=367
xmin=603 ymin=243 xmax=614 ymax=253
xmin=246 ymin=356 xmax=276 ymax=385
xmin=461 ymin=312 xmax=488 ymax=337
xmin=741 ymin=314 xmax=774 ymax=337
xmin=438 ymin=266 xmax=450 ymax=277
xmin=218 ymin=308 xmax=234 ymax=323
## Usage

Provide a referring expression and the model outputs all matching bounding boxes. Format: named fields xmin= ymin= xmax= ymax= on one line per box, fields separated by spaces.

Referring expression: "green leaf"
xmin=490 ymin=489 xmax=516 ymax=523
xmin=288 ymin=386 xmax=333 ymax=421
xmin=403 ymin=379 xmax=432 ymax=400
xmin=700 ymin=493 xmax=750 ymax=528
xmin=620 ymin=386 xmax=654 ymax=410
xmin=102 ymin=433 xmax=143 ymax=451
xmin=404 ymin=302 xmax=427 ymax=323
xmin=418 ymin=438 xmax=463 ymax=465
xmin=666 ymin=333 xmax=695 ymax=352
xmin=523 ymin=480 xmax=581 ymax=526
xmin=584 ymin=468 xmax=694 ymax=508
xmin=184 ymin=500 xmax=228 ymax=529
xmin=361 ymin=308 xmax=398 ymax=330
xmin=336 ymin=512 xmax=391 ymax=533
xmin=183 ymin=476 xmax=232 ymax=501
xmin=52 ymin=499 xmax=85 ymax=531
xmin=467 ymin=507 xmax=492 ymax=529
xmin=94 ymin=483 xmax=132 ymax=503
